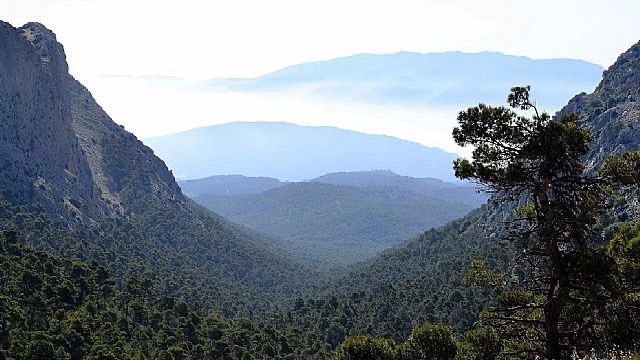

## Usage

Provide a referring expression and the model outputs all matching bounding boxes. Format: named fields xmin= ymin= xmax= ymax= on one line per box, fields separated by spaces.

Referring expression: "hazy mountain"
xmin=146 ymin=53 xmax=603 ymax=183
xmin=312 ymin=170 xmax=487 ymax=208
xmin=207 ymin=51 xmax=603 ymax=111
xmin=145 ymin=122 xmax=461 ymax=182
xmin=180 ymin=170 xmax=487 ymax=207
xmin=0 ymin=21 xmax=315 ymax=315
xmin=193 ymin=181 xmax=475 ymax=268
xmin=179 ymin=174 xmax=283 ymax=197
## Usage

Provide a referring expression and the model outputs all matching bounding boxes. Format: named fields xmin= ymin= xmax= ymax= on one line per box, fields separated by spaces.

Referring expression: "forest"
xmin=2 ymin=17 xmax=640 ymax=360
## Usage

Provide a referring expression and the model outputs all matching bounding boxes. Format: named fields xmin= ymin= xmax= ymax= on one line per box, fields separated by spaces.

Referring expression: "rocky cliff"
xmin=0 ymin=21 xmax=189 ymax=224
xmin=0 ymin=22 xmax=102 ymax=222
xmin=560 ymin=40 xmax=640 ymax=172
xmin=0 ymin=21 xmax=314 ymax=313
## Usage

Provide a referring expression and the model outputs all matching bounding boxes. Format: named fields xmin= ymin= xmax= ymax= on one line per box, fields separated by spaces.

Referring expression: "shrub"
xmin=397 ymin=324 xmax=457 ymax=360
xmin=334 ymin=335 xmax=395 ymax=360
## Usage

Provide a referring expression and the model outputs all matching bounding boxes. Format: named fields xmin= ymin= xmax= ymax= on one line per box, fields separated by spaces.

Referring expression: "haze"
xmin=4 ymin=0 xmax=640 ymax=155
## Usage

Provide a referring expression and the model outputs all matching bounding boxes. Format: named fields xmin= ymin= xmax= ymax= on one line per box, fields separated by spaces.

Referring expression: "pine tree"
xmin=454 ymin=86 xmax=640 ymax=358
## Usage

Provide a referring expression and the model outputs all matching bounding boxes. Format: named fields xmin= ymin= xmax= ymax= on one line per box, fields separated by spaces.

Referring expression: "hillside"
xmin=293 ymin=39 xmax=640 ymax=345
xmin=179 ymin=174 xmax=283 ymax=197
xmin=193 ymin=181 xmax=475 ymax=267
xmin=0 ymin=229 xmax=321 ymax=359
xmin=144 ymin=122 xmax=461 ymax=182
xmin=312 ymin=170 xmax=487 ymax=208
xmin=207 ymin=51 xmax=603 ymax=110
xmin=0 ymin=21 xmax=316 ymax=316
xmin=283 ymin=207 xmax=501 ymax=343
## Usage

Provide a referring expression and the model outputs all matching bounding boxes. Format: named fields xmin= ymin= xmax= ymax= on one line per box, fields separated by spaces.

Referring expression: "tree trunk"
xmin=543 ymin=226 xmax=570 ymax=359
xmin=544 ymin=279 xmax=562 ymax=359
xmin=538 ymin=182 xmax=567 ymax=360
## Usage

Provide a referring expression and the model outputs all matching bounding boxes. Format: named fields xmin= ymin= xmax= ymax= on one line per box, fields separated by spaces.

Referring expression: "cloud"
xmin=87 ymin=75 xmax=466 ymax=155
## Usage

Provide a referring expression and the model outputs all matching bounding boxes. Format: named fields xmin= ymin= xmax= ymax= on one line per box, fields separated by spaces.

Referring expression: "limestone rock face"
xmin=0 ymin=21 xmax=183 ymax=223
xmin=560 ymin=41 xmax=640 ymax=173
xmin=0 ymin=21 xmax=316 ymax=310
xmin=0 ymin=22 xmax=100 ymax=222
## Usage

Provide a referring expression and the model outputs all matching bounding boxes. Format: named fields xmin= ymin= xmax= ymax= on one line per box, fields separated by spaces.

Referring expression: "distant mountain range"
xmin=179 ymin=174 xmax=283 ymax=197
xmin=312 ymin=170 xmax=487 ymax=207
xmin=179 ymin=170 xmax=487 ymax=207
xmin=185 ymin=171 xmax=487 ymax=267
xmin=205 ymin=51 xmax=603 ymax=111
xmin=146 ymin=53 xmax=603 ymax=183
xmin=146 ymin=122 xmax=462 ymax=182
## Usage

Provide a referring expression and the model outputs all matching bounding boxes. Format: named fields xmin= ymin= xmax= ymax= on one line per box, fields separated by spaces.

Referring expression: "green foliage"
xmin=396 ymin=324 xmax=457 ymax=360
xmin=464 ymin=260 xmax=501 ymax=287
xmin=514 ymin=202 xmax=535 ymax=219
xmin=329 ymin=324 xmax=503 ymax=360
xmin=602 ymin=151 xmax=640 ymax=185
xmin=333 ymin=336 xmax=395 ymax=360
xmin=461 ymin=327 xmax=501 ymax=360
xmin=452 ymin=86 xmax=640 ymax=359
xmin=194 ymin=182 xmax=475 ymax=268
xmin=0 ymin=230 xmax=324 ymax=359
xmin=609 ymin=221 xmax=640 ymax=276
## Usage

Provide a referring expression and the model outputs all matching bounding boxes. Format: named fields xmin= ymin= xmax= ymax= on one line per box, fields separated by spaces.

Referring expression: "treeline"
xmin=0 ymin=229 xmax=328 ymax=359
xmin=0 ymin=226 xmax=506 ymax=360
xmin=0 ymin=196 xmax=321 ymax=320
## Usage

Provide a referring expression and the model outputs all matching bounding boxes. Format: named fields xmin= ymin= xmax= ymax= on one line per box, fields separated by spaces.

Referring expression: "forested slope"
xmin=194 ymin=182 xmax=475 ymax=267
xmin=0 ymin=21 xmax=318 ymax=318
xmin=300 ymin=39 xmax=640 ymax=350
xmin=0 ymin=228 xmax=327 ymax=359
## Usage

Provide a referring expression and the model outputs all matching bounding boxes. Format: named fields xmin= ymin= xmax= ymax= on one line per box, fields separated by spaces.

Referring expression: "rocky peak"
xmin=598 ymin=40 xmax=640 ymax=101
xmin=0 ymin=20 xmax=186 ymax=224
xmin=559 ymin=40 xmax=640 ymax=173
xmin=18 ymin=22 xmax=68 ymax=77
xmin=0 ymin=21 xmax=101 ymax=223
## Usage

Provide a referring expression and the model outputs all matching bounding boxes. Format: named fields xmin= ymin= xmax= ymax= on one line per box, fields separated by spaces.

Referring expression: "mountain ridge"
xmin=204 ymin=51 xmax=603 ymax=110
xmin=193 ymin=181 xmax=476 ymax=268
xmin=145 ymin=121 xmax=462 ymax=182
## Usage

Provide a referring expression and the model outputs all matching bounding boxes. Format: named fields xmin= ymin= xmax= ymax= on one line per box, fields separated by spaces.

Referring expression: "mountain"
xmin=207 ymin=51 xmax=603 ymax=111
xmin=180 ymin=170 xmax=487 ymax=207
xmin=145 ymin=53 xmax=604 ymax=184
xmin=560 ymin=40 xmax=640 ymax=173
xmin=145 ymin=122 xmax=461 ymax=182
xmin=0 ymin=21 xmax=316 ymax=316
xmin=312 ymin=170 xmax=487 ymax=208
xmin=292 ymin=40 xmax=640 ymax=343
xmin=193 ymin=181 xmax=475 ymax=268
xmin=0 ymin=22 xmax=102 ymax=223
xmin=179 ymin=174 xmax=283 ymax=197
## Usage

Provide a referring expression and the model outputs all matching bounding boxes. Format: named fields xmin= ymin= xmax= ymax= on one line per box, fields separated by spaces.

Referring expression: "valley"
xmin=183 ymin=171 xmax=486 ymax=268
xmin=2 ymin=8 xmax=640 ymax=359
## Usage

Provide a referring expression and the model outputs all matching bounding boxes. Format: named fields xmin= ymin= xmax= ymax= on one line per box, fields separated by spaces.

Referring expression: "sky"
xmin=4 ymin=0 xmax=640 ymax=154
